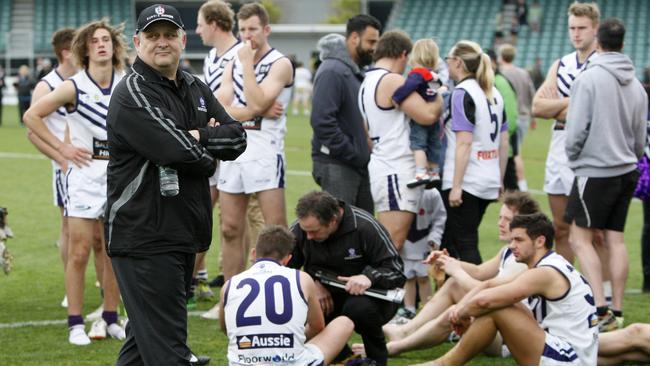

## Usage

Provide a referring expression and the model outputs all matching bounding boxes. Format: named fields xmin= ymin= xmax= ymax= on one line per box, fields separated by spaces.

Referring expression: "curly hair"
xmin=71 ymin=18 xmax=128 ymax=71
xmin=199 ymin=0 xmax=235 ymax=32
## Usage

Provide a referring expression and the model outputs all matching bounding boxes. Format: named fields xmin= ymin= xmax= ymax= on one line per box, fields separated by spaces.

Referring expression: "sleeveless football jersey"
xmin=203 ymin=41 xmax=242 ymax=93
xmin=41 ymin=69 xmax=70 ymax=169
xmin=553 ymin=51 xmax=596 ymax=130
xmin=225 ymin=259 xmax=309 ymax=366
xmin=231 ymin=49 xmax=292 ymax=162
xmin=527 ymin=251 xmax=598 ymax=365
xmin=442 ymin=79 xmax=505 ymax=200
xmin=67 ymin=69 xmax=124 ymax=181
xmin=359 ymin=68 xmax=414 ymax=178
xmin=497 ymin=247 xmax=527 ymax=278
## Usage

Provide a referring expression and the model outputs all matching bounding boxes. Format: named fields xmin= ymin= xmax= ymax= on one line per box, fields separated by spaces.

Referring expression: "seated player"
xmin=598 ymin=323 xmax=650 ymax=365
xmin=220 ymin=225 xmax=354 ymax=365
xmin=414 ymin=213 xmax=598 ymax=366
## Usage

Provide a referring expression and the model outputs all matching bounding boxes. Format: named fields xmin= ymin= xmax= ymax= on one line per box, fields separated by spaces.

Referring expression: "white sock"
xmin=405 ymin=306 xmax=416 ymax=314
xmin=603 ymin=281 xmax=612 ymax=305
xmin=197 ymin=270 xmax=208 ymax=281
xmin=518 ymin=179 xmax=528 ymax=192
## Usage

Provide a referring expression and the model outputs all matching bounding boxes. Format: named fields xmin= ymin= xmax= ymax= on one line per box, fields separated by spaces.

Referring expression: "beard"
xmin=356 ymin=44 xmax=373 ymax=67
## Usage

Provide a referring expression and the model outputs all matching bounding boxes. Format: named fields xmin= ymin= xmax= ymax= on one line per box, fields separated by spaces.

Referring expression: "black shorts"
xmin=564 ymin=170 xmax=639 ymax=231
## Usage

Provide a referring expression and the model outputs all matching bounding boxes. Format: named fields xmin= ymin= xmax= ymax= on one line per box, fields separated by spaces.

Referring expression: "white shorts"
xmin=544 ymin=130 xmax=574 ymax=195
xmin=403 ymin=258 xmax=429 ymax=279
xmin=539 ymin=333 xmax=581 ymax=365
xmin=371 ymin=173 xmax=422 ymax=213
xmin=299 ymin=343 xmax=325 ymax=365
xmin=208 ymin=162 xmax=220 ymax=187
xmin=218 ymin=155 xmax=285 ymax=194
xmin=65 ymin=168 xmax=106 ymax=219
xmin=52 ymin=166 xmax=68 ymax=207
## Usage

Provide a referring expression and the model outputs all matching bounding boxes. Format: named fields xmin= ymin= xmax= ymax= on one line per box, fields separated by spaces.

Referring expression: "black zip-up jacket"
xmin=288 ymin=201 xmax=405 ymax=290
xmin=105 ymin=57 xmax=246 ymax=256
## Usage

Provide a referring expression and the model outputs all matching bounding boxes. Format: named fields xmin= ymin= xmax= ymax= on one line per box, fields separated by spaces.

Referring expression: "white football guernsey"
xmin=359 ymin=68 xmax=414 ymax=178
xmin=67 ymin=69 xmax=125 ymax=182
xmin=224 ymin=259 xmax=309 ymax=366
xmin=203 ymin=41 xmax=242 ymax=93
xmin=527 ymin=251 xmax=598 ymax=365
xmin=230 ymin=49 xmax=292 ymax=162
xmin=401 ymin=189 xmax=446 ymax=260
xmin=41 ymin=69 xmax=69 ymax=169
xmin=442 ymin=79 xmax=505 ymax=199
xmin=497 ymin=247 xmax=527 ymax=279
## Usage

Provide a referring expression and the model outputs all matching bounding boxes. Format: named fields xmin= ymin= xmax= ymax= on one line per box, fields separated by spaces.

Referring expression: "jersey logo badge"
xmin=344 ymin=248 xmax=363 ymax=260
xmin=197 ymin=97 xmax=207 ymax=112
xmin=236 ymin=333 xmax=294 ymax=349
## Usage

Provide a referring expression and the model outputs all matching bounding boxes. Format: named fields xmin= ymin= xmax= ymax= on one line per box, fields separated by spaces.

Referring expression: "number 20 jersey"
xmin=224 ymin=259 xmax=309 ymax=366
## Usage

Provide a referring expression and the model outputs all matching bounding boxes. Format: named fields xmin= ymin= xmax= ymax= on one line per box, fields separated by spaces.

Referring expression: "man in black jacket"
xmin=310 ymin=15 xmax=381 ymax=214
xmin=105 ymin=4 xmax=246 ymax=365
xmin=288 ymin=191 xmax=405 ymax=365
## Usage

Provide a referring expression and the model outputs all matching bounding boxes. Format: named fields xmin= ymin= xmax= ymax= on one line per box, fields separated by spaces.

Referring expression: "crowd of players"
xmin=20 ymin=0 xmax=650 ymax=365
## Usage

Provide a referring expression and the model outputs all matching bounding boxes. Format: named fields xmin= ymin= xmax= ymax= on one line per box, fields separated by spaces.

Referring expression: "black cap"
xmin=136 ymin=4 xmax=185 ymax=34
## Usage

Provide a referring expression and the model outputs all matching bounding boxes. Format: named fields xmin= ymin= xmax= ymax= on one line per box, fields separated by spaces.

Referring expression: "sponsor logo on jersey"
xmin=198 ymin=97 xmax=207 ymax=112
xmin=236 ymin=333 xmax=294 ymax=349
xmin=237 ymin=353 xmax=296 ymax=364
xmin=476 ymin=149 xmax=498 ymax=160
xmin=344 ymin=248 xmax=363 ymax=260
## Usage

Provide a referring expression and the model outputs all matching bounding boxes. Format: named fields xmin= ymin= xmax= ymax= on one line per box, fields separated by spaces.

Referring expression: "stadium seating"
xmin=389 ymin=0 xmax=650 ymax=79
xmin=0 ymin=0 xmax=11 ymax=52
xmin=33 ymin=0 xmax=135 ymax=53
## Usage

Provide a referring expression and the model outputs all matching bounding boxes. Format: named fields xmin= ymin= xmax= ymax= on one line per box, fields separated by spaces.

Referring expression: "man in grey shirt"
xmin=310 ymin=15 xmax=381 ymax=214
xmin=564 ymin=18 xmax=647 ymax=332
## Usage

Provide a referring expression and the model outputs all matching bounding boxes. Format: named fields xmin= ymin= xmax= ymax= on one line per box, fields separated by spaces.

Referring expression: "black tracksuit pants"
xmin=112 ymin=252 xmax=195 ymax=366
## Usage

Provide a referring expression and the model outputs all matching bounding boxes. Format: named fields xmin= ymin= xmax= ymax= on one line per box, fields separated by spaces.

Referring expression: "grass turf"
xmin=0 ymin=105 xmax=648 ymax=365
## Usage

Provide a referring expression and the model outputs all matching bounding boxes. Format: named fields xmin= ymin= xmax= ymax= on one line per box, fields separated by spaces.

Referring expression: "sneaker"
xmin=424 ymin=172 xmax=441 ymax=190
xmin=201 ymin=303 xmax=219 ymax=320
xmin=86 ymin=305 xmax=104 ymax=321
xmin=88 ymin=319 xmax=107 ymax=340
xmin=598 ymin=310 xmax=619 ymax=333
xmin=69 ymin=324 xmax=91 ymax=346
xmin=61 ymin=295 xmax=68 ymax=308
xmin=190 ymin=354 xmax=211 ymax=365
xmin=107 ymin=322 xmax=126 ymax=340
xmin=196 ymin=280 xmax=215 ymax=302
xmin=209 ymin=274 xmax=225 ymax=288
xmin=406 ymin=173 xmax=432 ymax=189
xmin=187 ymin=297 xmax=197 ymax=311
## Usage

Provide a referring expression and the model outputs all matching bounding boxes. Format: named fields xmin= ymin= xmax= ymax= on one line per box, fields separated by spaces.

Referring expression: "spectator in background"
xmin=292 ymin=61 xmax=312 ymax=116
xmin=441 ymin=41 xmax=509 ymax=264
xmin=635 ymin=84 xmax=650 ymax=293
xmin=487 ymin=49 xmax=519 ymax=192
xmin=528 ymin=0 xmax=543 ymax=32
xmin=517 ymin=0 xmax=528 ymax=27
xmin=14 ymin=65 xmax=36 ymax=126
xmin=565 ymin=18 xmax=647 ymax=332
xmin=36 ymin=58 xmax=52 ymax=80
xmin=528 ymin=56 xmax=544 ymax=90
xmin=180 ymin=59 xmax=196 ymax=74
xmin=310 ymin=14 xmax=381 ymax=214
xmin=498 ymin=43 xmax=536 ymax=192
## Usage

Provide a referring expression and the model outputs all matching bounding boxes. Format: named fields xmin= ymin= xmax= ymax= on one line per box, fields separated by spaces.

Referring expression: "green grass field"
xmin=0 ymin=104 xmax=648 ymax=365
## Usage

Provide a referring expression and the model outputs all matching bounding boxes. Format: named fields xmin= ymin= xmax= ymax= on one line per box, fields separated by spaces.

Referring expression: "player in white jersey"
xmin=366 ymin=192 xmax=539 ymax=357
xmin=24 ymin=19 xmax=126 ymax=345
xmin=216 ymin=3 xmax=294 ymax=290
xmin=220 ymin=226 xmax=354 ymax=366
xmin=195 ymin=2 xmax=268 ymax=317
xmin=416 ymin=213 xmax=598 ymax=366
xmin=441 ymin=40 xmax=509 ymax=265
xmin=358 ymin=30 xmax=442 ymax=252
xmin=532 ymin=2 xmax=599 ymax=263
xmin=26 ymin=28 xmax=78 ymax=307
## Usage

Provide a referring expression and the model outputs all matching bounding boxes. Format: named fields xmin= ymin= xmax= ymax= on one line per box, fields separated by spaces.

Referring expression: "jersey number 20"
xmin=236 ymin=275 xmax=293 ymax=327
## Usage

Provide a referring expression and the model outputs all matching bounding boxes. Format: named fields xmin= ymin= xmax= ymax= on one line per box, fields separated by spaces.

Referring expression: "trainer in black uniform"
xmin=288 ymin=190 xmax=405 ymax=365
xmin=105 ymin=4 xmax=246 ymax=365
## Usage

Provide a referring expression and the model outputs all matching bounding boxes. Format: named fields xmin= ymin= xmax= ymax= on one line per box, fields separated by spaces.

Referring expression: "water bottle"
xmin=159 ymin=166 xmax=179 ymax=197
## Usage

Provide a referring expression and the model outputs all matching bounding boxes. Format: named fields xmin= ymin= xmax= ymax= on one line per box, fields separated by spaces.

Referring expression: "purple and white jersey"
xmin=67 ymin=69 xmax=124 ymax=181
xmin=203 ymin=41 xmax=242 ymax=93
xmin=41 ymin=69 xmax=70 ymax=170
xmin=442 ymin=78 xmax=507 ymax=200
xmin=224 ymin=259 xmax=309 ymax=366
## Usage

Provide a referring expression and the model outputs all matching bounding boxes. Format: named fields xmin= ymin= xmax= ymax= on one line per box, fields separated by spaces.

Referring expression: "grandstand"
xmin=388 ymin=0 xmax=650 ymax=79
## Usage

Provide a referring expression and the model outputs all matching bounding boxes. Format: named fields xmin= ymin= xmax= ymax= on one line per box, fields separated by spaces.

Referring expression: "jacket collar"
xmin=131 ymin=56 xmax=194 ymax=86
xmin=331 ymin=200 xmax=357 ymax=238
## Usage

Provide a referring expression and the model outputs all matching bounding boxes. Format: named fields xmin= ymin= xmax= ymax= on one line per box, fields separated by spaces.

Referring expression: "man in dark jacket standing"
xmin=288 ymin=191 xmax=405 ymax=365
xmin=105 ymin=4 xmax=246 ymax=365
xmin=310 ymin=15 xmax=381 ymax=214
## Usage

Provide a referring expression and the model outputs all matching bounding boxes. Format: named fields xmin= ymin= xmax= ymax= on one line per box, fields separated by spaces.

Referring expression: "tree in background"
xmin=327 ymin=0 xmax=360 ymax=23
